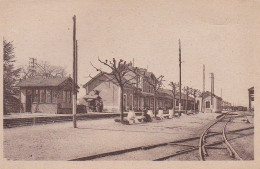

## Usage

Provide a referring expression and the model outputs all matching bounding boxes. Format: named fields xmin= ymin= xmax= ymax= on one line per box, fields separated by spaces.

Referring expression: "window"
xmin=123 ymin=94 xmax=127 ymax=111
xmin=40 ymin=89 xmax=46 ymax=103
xmin=52 ymin=91 xmax=57 ymax=103
xmin=140 ymin=77 xmax=143 ymax=91
xmin=46 ymin=89 xmax=52 ymax=103
xmin=151 ymin=98 xmax=154 ymax=107
xmin=63 ymin=91 xmax=67 ymax=103
xmin=67 ymin=91 xmax=71 ymax=103
xmin=33 ymin=89 xmax=39 ymax=102
xmin=206 ymin=101 xmax=210 ymax=108
xmin=159 ymin=100 xmax=163 ymax=108
xmin=26 ymin=89 xmax=32 ymax=95
xmin=136 ymin=76 xmax=140 ymax=88
xmin=129 ymin=94 xmax=133 ymax=110
xmin=176 ymin=99 xmax=179 ymax=106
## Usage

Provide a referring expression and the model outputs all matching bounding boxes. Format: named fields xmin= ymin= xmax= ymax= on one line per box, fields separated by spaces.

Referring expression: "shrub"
xmin=114 ymin=118 xmax=129 ymax=125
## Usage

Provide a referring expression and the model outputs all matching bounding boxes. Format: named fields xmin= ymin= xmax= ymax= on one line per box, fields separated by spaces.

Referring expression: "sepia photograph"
xmin=1 ymin=0 xmax=259 ymax=167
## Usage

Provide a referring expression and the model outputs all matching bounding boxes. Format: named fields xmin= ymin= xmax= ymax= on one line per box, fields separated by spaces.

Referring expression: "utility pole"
xmin=203 ymin=64 xmax=205 ymax=93
xmin=210 ymin=73 xmax=214 ymax=105
xmin=76 ymin=40 xmax=78 ymax=101
xmin=213 ymin=73 xmax=214 ymax=94
xmin=179 ymin=39 xmax=182 ymax=114
xmin=201 ymin=64 xmax=205 ymax=113
xmin=72 ymin=15 xmax=77 ymax=128
xmin=29 ymin=58 xmax=37 ymax=77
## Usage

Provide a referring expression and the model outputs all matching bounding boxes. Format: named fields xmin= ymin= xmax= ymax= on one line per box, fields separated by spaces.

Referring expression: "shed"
xmin=16 ymin=76 xmax=78 ymax=114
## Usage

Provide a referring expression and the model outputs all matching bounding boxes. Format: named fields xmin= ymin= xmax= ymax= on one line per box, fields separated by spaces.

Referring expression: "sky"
xmin=1 ymin=0 xmax=259 ymax=106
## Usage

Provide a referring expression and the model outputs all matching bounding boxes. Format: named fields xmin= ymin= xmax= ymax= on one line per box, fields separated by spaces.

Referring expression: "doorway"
xmin=26 ymin=95 xmax=32 ymax=112
xmin=123 ymin=94 xmax=127 ymax=111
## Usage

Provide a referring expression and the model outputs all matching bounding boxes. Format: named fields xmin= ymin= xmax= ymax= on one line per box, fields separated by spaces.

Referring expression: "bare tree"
xmin=21 ymin=60 xmax=67 ymax=79
xmin=191 ymin=88 xmax=201 ymax=113
xmin=139 ymin=73 xmax=164 ymax=117
xmin=182 ymin=86 xmax=192 ymax=114
xmin=91 ymin=58 xmax=137 ymax=122
xmin=169 ymin=82 xmax=179 ymax=113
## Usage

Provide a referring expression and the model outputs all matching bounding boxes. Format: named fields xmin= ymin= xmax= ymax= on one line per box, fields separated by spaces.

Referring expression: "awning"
xmin=83 ymin=95 xmax=101 ymax=102
xmin=134 ymin=91 xmax=154 ymax=97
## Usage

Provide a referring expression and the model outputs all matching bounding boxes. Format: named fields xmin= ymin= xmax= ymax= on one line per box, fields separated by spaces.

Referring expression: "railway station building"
xmin=83 ymin=65 xmax=195 ymax=113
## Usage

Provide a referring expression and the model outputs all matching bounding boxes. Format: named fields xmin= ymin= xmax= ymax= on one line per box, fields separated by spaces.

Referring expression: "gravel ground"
xmin=4 ymin=113 xmax=219 ymax=161
xmin=225 ymin=112 xmax=254 ymax=160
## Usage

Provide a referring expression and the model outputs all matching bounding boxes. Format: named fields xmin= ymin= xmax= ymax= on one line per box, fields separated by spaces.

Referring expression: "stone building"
xmin=83 ymin=66 xmax=195 ymax=113
xmin=196 ymin=91 xmax=223 ymax=113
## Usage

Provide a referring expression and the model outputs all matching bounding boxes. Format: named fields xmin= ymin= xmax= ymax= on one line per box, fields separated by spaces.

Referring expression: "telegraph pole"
xmin=76 ymin=40 xmax=78 ymax=101
xmin=210 ymin=73 xmax=214 ymax=105
xmin=203 ymin=65 xmax=205 ymax=93
xmin=72 ymin=15 xmax=77 ymax=128
xmin=201 ymin=64 xmax=205 ymax=112
xmin=29 ymin=58 xmax=37 ymax=77
xmin=213 ymin=73 xmax=214 ymax=94
xmin=178 ymin=39 xmax=182 ymax=114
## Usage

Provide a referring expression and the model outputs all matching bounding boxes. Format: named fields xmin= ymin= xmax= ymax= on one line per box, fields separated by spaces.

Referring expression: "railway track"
xmin=70 ymin=112 xmax=253 ymax=161
xmin=199 ymin=112 xmax=246 ymax=161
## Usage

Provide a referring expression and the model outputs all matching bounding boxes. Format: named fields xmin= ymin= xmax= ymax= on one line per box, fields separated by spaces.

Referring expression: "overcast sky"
xmin=1 ymin=0 xmax=259 ymax=106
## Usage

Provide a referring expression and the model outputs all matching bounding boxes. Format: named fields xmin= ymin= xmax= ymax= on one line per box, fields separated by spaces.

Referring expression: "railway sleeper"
xmin=204 ymin=146 xmax=226 ymax=150
xmin=168 ymin=143 xmax=198 ymax=148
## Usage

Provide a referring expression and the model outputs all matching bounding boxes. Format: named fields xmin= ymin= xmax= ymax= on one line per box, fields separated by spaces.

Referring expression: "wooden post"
xmin=72 ymin=15 xmax=77 ymax=128
xmin=178 ymin=39 xmax=182 ymax=115
xmin=76 ymin=40 xmax=78 ymax=101
xmin=173 ymin=86 xmax=175 ymax=113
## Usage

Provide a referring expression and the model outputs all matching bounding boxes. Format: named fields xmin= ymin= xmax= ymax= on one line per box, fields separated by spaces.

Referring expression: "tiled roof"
xmin=248 ymin=86 xmax=254 ymax=91
xmin=129 ymin=66 xmax=155 ymax=78
xmin=16 ymin=77 xmax=70 ymax=87
xmin=158 ymin=88 xmax=194 ymax=101
xmin=83 ymin=72 xmax=134 ymax=88
xmin=202 ymin=91 xmax=222 ymax=100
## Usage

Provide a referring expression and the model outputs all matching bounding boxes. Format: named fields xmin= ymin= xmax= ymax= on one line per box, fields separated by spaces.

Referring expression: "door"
xmin=26 ymin=95 xmax=32 ymax=112
xmin=196 ymin=100 xmax=200 ymax=110
xmin=140 ymin=97 xmax=144 ymax=110
xmin=123 ymin=94 xmax=127 ymax=111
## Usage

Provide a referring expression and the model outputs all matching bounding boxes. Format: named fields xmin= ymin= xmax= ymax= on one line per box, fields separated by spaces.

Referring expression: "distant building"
xmin=248 ymin=87 xmax=254 ymax=111
xmin=16 ymin=77 xmax=78 ymax=114
xmin=222 ymin=100 xmax=232 ymax=111
xmin=83 ymin=66 xmax=195 ymax=113
xmin=196 ymin=91 xmax=223 ymax=113
xmin=157 ymin=89 xmax=195 ymax=111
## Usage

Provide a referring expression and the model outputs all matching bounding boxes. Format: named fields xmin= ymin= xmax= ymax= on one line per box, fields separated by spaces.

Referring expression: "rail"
xmin=222 ymin=117 xmax=243 ymax=160
xmin=199 ymin=112 xmax=229 ymax=161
